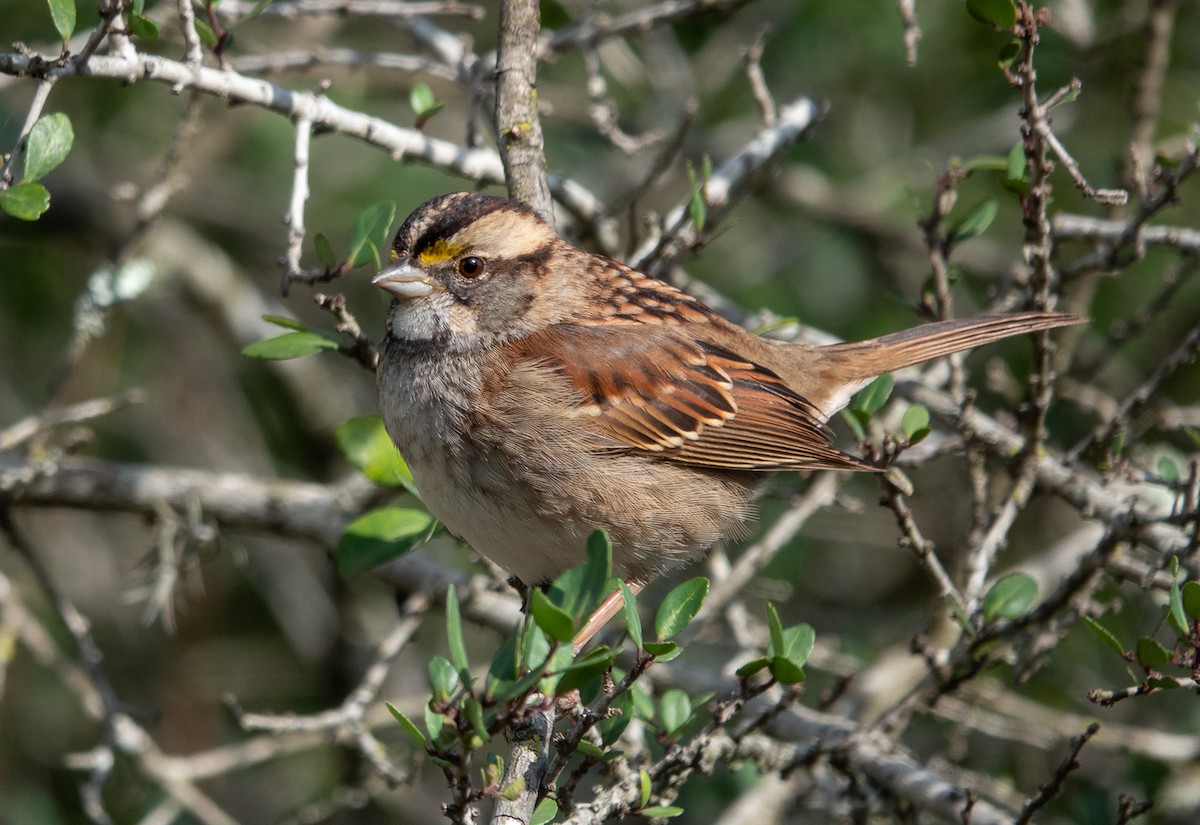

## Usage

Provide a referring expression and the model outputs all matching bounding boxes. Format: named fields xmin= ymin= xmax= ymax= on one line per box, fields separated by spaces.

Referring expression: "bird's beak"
xmin=373 ymin=261 xmax=438 ymax=299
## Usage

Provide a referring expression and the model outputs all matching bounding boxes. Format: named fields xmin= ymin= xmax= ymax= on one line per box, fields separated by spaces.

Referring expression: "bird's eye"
xmin=458 ymin=256 xmax=485 ymax=278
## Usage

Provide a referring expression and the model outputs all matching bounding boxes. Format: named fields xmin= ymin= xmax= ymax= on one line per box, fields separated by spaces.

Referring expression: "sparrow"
xmin=374 ymin=192 xmax=1079 ymax=593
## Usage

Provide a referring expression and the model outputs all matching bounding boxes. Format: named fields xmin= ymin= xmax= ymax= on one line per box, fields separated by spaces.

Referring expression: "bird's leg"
xmin=573 ymin=579 xmax=644 ymax=654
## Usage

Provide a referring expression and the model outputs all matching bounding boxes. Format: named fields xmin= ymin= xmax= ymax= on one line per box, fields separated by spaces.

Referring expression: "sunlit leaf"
xmin=22 ymin=113 xmax=73 ymax=183
xmin=854 ymin=374 xmax=894 ymax=417
xmin=531 ymin=798 xmax=558 ymax=825
xmin=620 ymin=580 xmax=643 ymax=650
xmin=386 ymin=702 xmax=428 ymax=748
xmin=242 ymin=331 xmax=339 ymax=359
xmin=0 ymin=182 xmax=51 ymax=220
xmin=47 ymin=0 xmax=76 ymax=45
xmin=654 ymin=577 xmax=708 ymax=641
xmin=334 ymin=416 xmax=415 ymax=489
xmin=335 ymin=507 xmax=435 ymax=576
xmin=530 ymin=587 xmax=576 ymax=643
xmin=347 ymin=201 xmax=397 ymax=269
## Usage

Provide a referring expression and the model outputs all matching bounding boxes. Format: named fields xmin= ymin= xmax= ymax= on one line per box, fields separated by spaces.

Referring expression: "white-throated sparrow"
xmin=375 ymin=192 xmax=1079 ymax=589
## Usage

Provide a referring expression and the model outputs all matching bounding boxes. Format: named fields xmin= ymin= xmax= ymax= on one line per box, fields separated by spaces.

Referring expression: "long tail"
xmin=825 ymin=311 xmax=1082 ymax=379
xmin=799 ymin=311 xmax=1083 ymax=418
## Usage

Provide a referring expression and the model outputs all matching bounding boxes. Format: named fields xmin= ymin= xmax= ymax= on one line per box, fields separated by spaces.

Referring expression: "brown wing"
xmin=503 ymin=325 xmax=877 ymax=473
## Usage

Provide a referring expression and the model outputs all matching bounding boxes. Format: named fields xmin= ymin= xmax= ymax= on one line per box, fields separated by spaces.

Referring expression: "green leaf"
xmin=854 ymin=374 xmax=894 ymax=417
xmin=639 ymin=806 xmax=684 ymax=818
xmin=765 ymin=602 xmax=786 ymax=659
xmin=0 ymin=182 xmax=51 ymax=220
xmin=736 ymin=656 xmax=770 ymax=679
xmin=1158 ymin=457 xmax=1181 ymax=484
xmin=951 ymin=199 xmax=998 ymax=243
xmin=901 ymin=405 xmax=931 ymax=441
xmin=639 ymin=769 xmax=652 ymax=809
xmin=548 ymin=529 xmax=613 ymax=623
xmin=1183 ymin=427 xmax=1200 ymax=452
xmin=997 ymin=39 xmax=1021 ymax=68
xmin=642 ymin=641 xmax=682 ymax=662
xmin=686 ymin=159 xmax=707 ymax=231
xmin=242 ymin=331 xmax=339 ymax=359
xmin=982 ymin=572 xmax=1038 ymax=621
xmin=334 ymin=416 xmax=415 ymax=488
xmin=1135 ymin=637 xmax=1171 ymax=671
xmin=194 ymin=18 xmax=218 ymax=47
xmin=261 ymin=314 xmax=309 ymax=332
xmin=386 ymin=702 xmax=428 ymax=748
xmin=1182 ymin=581 xmax=1200 ymax=622
xmin=128 ymin=12 xmax=160 ymax=39
xmin=769 ymin=623 xmax=815 ymax=666
xmin=485 ymin=633 xmax=520 ymax=700
xmin=22 ymin=113 xmax=73 ymax=184
xmin=654 ymin=577 xmax=709 ymax=641
xmin=47 ymin=0 xmax=76 ymax=44
xmin=620 ymin=580 xmax=643 ymax=650
xmin=446 ymin=584 xmax=470 ymax=675
xmin=1003 ymin=142 xmax=1029 ymax=195
xmin=347 ymin=201 xmax=397 ymax=269
xmin=768 ymin=655 xmax=806 ymax=685
xmin=428 ymin=656 xmax=459 ymax=700
xmin=1168 ymin=572 xmax=1189 ymax=637
xmin=314 ymin=232 xmax=336 ymax=269
xmin=554 ymin=645 xmax=616 ymax=695
xmin=463 ymin=697 xmax=488 ymax=741
xmin=1081 ymin=615 xmax=1125 ymax=657
xmin=335 ymin=507 xmax=434 ymax=577
xmin=1148 ymin=677 xmax=1181 ymax=689
xmin=530 ymin=588 xmax=576 ymax=643
xmin=598 ymin=688 xmax=633 ymax=746
xmin=531 ymin=798 xmax=558 ymax=825
xmin=424 ymin=702 xmax=446 ymax=744
xmin=842 ymin=408 xmax=866 ymax=441
xmin=410 ymin=83 xmax=436 ymax=115
xmin=966 ymin=0 xmax=1017 ymax=29
xmin=658 ymin=689 xmax=691 ymax=736
xmin=575 ymin=740 xmax=605 ymax=759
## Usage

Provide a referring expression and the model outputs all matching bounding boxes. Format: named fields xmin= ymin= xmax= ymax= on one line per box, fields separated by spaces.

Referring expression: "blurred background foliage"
xmin=2 ymin=1 xmax=1200 ymax=823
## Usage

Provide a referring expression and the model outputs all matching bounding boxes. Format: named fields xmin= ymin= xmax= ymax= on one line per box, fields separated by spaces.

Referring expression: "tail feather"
xmin=825 ymin=312 xmax=1082 ymax=381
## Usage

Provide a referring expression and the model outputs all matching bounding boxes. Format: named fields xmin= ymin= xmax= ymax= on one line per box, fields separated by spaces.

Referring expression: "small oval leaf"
xmin=658 ymin=688 xmax=691 ymax=736
xmin=983 ymin=572 xmax=1037 ymax=621
xmin=530 ymin=587 xmax=576 ymax=643
xmin=1135 ymin=637 xmax=1171 ymax=671
xmin=0 ymin=182 xmax=51 ymax=220
xmin=335 ymin=507 xmax=435 ymax=577
xmin=901 ymin=405 xmax=931 ymax=440
xmin=48 ymin=0 xmax=76 ymax=44
xmin=334 ymin=415 xmax=415 ymax=488
xmin=654 ymin=577 xmax=709 ymax=641
xmin=23 ymin=113 xmax=74 ymax=184
xmin=1182 ymin=581 xmax=1200 ymax=622
xmin=242 ymin=331 xmax=339 ymax=360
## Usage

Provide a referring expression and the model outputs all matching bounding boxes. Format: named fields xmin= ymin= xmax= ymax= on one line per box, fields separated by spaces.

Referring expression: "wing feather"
xmin=502 ymin=325 xmax=877 ymax=472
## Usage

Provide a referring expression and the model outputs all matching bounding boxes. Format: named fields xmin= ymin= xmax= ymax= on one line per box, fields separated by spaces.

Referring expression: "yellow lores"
xmin=417 ymin=239 xmax=468 ymax=266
